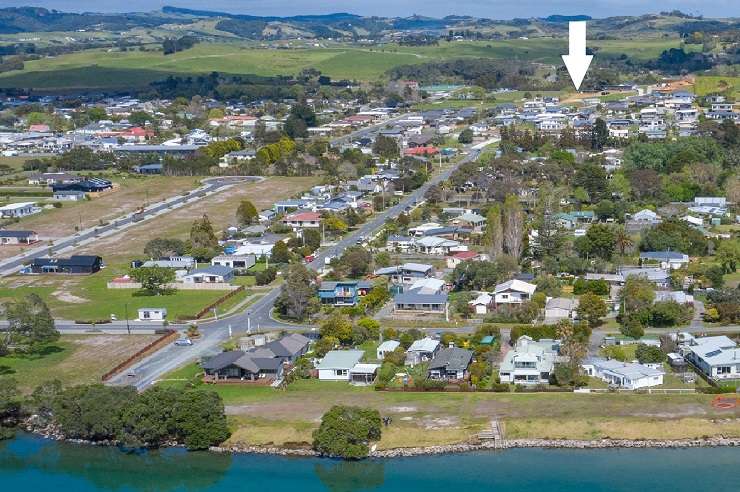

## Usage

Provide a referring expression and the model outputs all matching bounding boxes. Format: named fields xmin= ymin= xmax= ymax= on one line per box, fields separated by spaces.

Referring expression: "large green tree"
xmin=313 ymin=405 xmax=381 ymax=459
xmin=3 ymin=293 xmax=59 ymax=354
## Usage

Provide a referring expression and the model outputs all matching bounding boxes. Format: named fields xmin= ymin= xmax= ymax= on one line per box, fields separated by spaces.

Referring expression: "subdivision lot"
xmin=0 ymin=334 xmax=159 ymax=392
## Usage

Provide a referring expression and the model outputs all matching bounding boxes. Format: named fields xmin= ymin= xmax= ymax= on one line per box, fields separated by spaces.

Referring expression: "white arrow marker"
xmin=561 ymin=21 xmax=593 ymax=91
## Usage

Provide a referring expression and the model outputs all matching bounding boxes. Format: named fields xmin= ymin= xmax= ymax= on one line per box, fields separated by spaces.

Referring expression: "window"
xmin=717 ymin=366 xmax=731 ymax=375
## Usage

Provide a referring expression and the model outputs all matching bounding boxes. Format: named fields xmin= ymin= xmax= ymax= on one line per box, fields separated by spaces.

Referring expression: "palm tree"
xmin=614 ymin=226 xmax=634 ymax=256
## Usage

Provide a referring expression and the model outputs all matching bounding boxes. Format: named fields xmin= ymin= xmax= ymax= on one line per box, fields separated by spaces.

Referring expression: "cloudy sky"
xmin=4 ymin=1 xmax=740 ymax=18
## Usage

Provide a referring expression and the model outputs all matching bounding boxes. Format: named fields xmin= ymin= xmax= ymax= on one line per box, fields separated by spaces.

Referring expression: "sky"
xmin=3 ymin=1 xmax=740 ymax=19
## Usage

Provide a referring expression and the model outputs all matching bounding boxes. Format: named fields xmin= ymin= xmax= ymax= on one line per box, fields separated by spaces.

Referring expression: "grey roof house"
xmin=428 ymin=347 xmax=474 ymax=380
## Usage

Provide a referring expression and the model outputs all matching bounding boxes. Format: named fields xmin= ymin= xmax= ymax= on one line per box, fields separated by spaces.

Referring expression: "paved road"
xmin=0 ymin=176 xmax=262 ymax=276
xmin=108 ymin=144 xmax=484 ymax=390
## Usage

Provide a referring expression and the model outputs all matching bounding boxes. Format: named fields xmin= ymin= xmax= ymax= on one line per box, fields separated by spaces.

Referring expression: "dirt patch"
xmin=52 ymin=288 xmax=89 ymax=304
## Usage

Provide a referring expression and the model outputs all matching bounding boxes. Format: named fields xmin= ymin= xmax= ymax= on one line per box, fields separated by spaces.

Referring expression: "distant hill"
xmin=0 ymin=6 xmax=736 ymax=40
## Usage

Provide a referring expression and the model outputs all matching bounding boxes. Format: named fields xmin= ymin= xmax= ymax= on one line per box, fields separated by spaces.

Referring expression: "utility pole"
xmin=124 ymin=303 xmax=130 ymax=335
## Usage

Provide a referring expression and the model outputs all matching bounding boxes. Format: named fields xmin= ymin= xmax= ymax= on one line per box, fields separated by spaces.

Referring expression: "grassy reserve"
xmin=155 ymin=368 xmax=739 ymax=449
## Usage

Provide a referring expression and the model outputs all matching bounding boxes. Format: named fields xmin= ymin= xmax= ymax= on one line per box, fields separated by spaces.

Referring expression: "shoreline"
xmin=209 ymin=437 xmax=740 ymax=458
xmin=22 ymin=419 xmax=740 ymax=459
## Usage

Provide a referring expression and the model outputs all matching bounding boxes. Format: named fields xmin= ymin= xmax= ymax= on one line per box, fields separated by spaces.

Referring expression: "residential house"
xmin=377 ymin=340 xmax=401 ymax=360
xmin=142 ymin=256 xmax=196 ymax=270
xmin=26 ymin=255 xmax=102 ymax=275
xmin=639 ymin=251 xmax=689 ymax=270
xmin=211 ymin=254 xmax=256 ymax=270
xmin=682 ymin=336 xmax=740 ymax=383
xmin=469 ymin=292 xmax=493 ymax=315
xmin=405 ymin=337 xmax=441 ymax=365
xmin=620 ymin=267 xmax=672 ymax=288
xmin=137 ymin=308 xmax=167 ymax=321
xmin=385 ymin=234 xmax=415 ymax=252
xmin=53 ymin=190 xmax=86 ymax=201
xmin=374 ymin=262 xmax=434 ymax=285
xmin=454 ymin=212 xmax=486 ymax=232
xmin=446 ymin=250 xmax=483 ymax=269
xmin=544 ymin=297 xmax=579 ymax=323
xmin=317 ymin=350 xmax=365 ymax=381
xmin=235 ymin=241 xmax=275 ymax=257
xmin=318 ymin=280 xmax=374 ymax=306
xmin=394 ymin=278 xmax=449 ymax=318
xmin=413 ymin=236 xmax=468 ymax=255
xmin=182 ymin=265 xmax=234 ymax=284
xmin=202 ymin=333 xmax=311 ymax=382
xmin=0 ymin=230 xmax=38 ymax=245
xmin=499 ymin=336 xmax=560 ymax=385
xmin=0 ymin=202 xmax=41 ymax=218
xmin=654 ymin=291 xmax=694 ymax=305
xmin=282 ymin=211 xmax=321 ymax=230
xmin=582 ymin=358 xmax=665 ymax=389
xmin=428 ymin=346 xmax=474 ymax=380
xmin=493 ymin=279 xmax=537 ymax=307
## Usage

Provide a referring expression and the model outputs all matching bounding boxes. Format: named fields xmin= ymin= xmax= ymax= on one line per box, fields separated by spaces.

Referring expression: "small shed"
xmin=137 ymin=308 xmax=167 ymax=321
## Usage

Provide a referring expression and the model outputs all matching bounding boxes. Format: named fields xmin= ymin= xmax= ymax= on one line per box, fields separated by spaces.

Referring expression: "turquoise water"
xmin=1 ymin=433 xmax=738 ymax=491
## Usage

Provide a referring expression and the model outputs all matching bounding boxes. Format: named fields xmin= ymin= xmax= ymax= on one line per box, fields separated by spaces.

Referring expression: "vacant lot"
xmin=12 ymin=175 xmax=198 ymax=238
xmin=694 ymin=76 xmax=740 ymax=98
xmin=0 ymin=334 xmax=159 ymax=392
xmin=74 ymin=176 xmax=318 ymax=264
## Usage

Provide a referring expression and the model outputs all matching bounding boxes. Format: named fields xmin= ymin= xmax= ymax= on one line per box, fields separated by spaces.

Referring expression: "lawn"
xmin=694 ymin=75 xmax=740 ymax=98
xmin=0 ymin=270 xmax=232 ymax=321
xmin=0 ymin=334 xmax=159 ymax=392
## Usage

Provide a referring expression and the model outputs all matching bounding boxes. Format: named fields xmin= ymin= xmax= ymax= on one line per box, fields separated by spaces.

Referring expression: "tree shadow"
xmin=0 ymin=365 xmax=15 ymax=376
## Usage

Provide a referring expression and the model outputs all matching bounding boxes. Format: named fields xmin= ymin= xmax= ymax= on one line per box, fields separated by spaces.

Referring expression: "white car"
xmin=174 ymin=338 xmax=193 ymax=346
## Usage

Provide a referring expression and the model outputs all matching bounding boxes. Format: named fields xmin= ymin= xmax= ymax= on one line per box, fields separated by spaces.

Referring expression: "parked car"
xmin=174 ymin=338 xmax=193 ymax=346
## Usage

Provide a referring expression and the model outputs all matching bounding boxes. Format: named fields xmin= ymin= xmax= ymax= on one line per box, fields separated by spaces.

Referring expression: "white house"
xmin=582 ymin=358 xmax=664 ymax=390
xmin=235 ymin=241 xmax=274 ymax=257
xmin=211 ymin=254 xmax=256 ymax=269
xmin=0 ymin=202 xmax=41 ymax=218
xmin=413 ymin=236 xmax=467 ymax=255
xmin=544 ymin=297 xmax=579 ymax=323
xmin=317 ymin=350 xmax=365 ymax=381
xmin=405 ymin=337 xmax=440 ymax=365
xmin=493 ymin=279 xmax=537 ymax=307
xmin=182 ymin=265 xmax=234 ymax=284
xmin=137 ymin=308 xmax=167 ymax=321
xmin=499 ymin=336 xmax=560 ymax=385
xmin=631 ymin=209 xmax=660 ymax=222
xmin=683 ymin=336 xmax=740 ymax=382
xmin=469 ymin=292 xmax=493 ymax=315
xmin=376 ymin=340 xmax=401 ymax=360
xmin=639 ymin=251 xmax=689 ymax=270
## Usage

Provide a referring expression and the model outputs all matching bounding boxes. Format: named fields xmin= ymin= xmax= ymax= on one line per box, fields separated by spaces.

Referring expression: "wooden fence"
xmin=191 ymin=285 xmax=246 ymax=320
xmin=101 ymin=329 xmax=178 ymax=382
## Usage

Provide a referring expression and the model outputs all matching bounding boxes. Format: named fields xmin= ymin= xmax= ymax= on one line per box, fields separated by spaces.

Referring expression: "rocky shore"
xmin=23 ymin=415 xmax=740 ymax=459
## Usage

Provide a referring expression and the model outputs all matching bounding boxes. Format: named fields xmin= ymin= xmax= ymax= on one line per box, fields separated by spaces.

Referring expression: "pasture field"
xmin=0 ymin=38 xmax=690 ymax=90
xmin=694 ymin=76 xmax=740 ymax=98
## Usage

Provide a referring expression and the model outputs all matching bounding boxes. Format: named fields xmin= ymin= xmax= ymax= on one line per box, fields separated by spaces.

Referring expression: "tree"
xmin=172 ymin=389 xmax=231 ymax=450
xmin=314 ymin=336 xmax=338 ymax=357
xmin=716 ymin=240 xmax=740 ymax=273
xmin=574 ymin=223 xmax=616 ymax=261
xmin=3 ymin=294 xmax=58 ymax=354
xmin=189 ymin=214 xmax=219 ymax=259
xmin=484 ymin=204 xmax=503 ymax=258
xmin=591 ymin=117 xmax=608 ymax=150
xmin=274 ymin=264 xmax=318 ymax=321
xmin=576 ymin=293 xmax=607 ymax=328
xmin=144 ymin=238 xmax=186 ymax=259
xmin=640 ymin=219 xmax=707 ymax=256
xmin=0 ymin=377 xmax=20 ymax=439
xmin=338 ymin=246 xmax=372 ymax=278
xmin=552 ymin=320 xmax=589 ymax=387
xmin=324 ymin=216 xmax=348 ymax=235
xmin=574 ymin=162 xmax=607 ymax=200
xmin=270 ymin=240 xmax=291 ymax=264
xmin=613 ymin=226 xmax=634 ymax=256
xmin=635 ymin=343 xmax=666 ymax=364
xmin=458 ymin=128 xmax=474 ymax=144
xmin=52 ymin=384 xmax=136 ymax=441
xmin=129 ymin=266 xmax=176 ymax=295
xmin=320 ymin=312 xmax=353 ymax=345
xmin=235 ymin=200 xmax=258 ymax=225
xmin=502 ymin=195 xmax=523 ymax=260
xmin=312 ymin=405 xmax=381 ymax=459
xmin=372 ymin=136 xmax=399 ymax=161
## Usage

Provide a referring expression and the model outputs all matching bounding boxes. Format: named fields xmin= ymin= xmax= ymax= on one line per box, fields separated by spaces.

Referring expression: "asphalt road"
xmin=108 ymin=142 xmax=483 ymax=390
xmin=0 ymin=176 xmax=262 ymax=276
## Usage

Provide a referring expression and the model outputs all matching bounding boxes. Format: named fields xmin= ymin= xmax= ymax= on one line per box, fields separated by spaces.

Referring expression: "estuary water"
xmin=0 ymin=433 xmax=738 ymax=491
